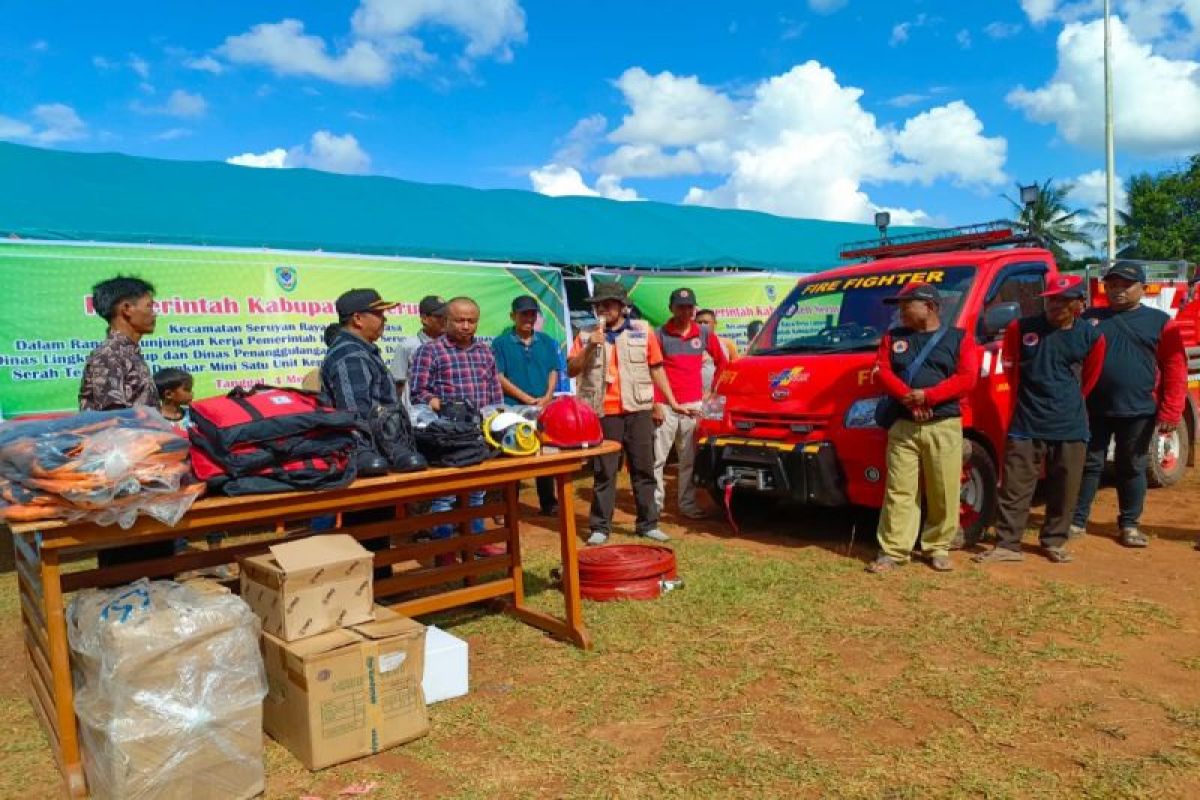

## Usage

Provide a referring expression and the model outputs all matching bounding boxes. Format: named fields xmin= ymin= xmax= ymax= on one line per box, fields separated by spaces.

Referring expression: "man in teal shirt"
xmin=492 ymin=295 xmax=562 ymax=514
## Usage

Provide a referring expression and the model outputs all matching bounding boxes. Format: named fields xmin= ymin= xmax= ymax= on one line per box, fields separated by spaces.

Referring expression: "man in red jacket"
xmin=1070 ymin=262 xmax=1188 ymax=548
xmin=867 ymin=282 xmax=979 ymax=574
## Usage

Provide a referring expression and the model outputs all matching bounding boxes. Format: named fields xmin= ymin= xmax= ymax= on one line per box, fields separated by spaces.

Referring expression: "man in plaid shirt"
xmin=409 ymin=296 xmax=503 ymax=410
xmin=408 ymin=296 xmax=504 ymax=561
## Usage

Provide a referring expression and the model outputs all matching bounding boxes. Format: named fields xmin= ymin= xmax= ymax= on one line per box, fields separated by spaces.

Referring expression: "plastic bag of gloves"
xmin=67 ymin=578 xmax=267 ymax=800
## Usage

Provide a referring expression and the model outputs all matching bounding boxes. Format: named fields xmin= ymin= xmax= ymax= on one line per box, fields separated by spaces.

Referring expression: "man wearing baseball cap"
xmin=1070 ymin=262 xmax=1188 ymax=548
xmin=868 ymin=282 xmax=979 ymax=574
xmin=976 ymin=275 xmax=1106 ymax=565
xmin=390 ymin=294 xmax=447 ymax=408
xmin=653 ymin=287 xmax=729 ymax=520
xmin=567 ymin=281 xmax=688 ymax=545
xmin=493 ymin=294 xmax=563 ymax=514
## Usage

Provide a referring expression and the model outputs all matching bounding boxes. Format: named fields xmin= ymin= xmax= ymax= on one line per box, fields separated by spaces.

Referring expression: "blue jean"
xmin=430 ymin=491 xmax=487 ymax=538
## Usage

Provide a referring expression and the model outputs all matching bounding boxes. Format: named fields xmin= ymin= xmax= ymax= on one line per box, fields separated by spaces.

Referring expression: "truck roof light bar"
xmin=840 ymin=221 xmax=1040 ymax=261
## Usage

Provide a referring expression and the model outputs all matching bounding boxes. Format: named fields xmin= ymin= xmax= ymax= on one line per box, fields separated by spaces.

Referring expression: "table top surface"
xmin=10 ymin=440 xmax=620 ymax=537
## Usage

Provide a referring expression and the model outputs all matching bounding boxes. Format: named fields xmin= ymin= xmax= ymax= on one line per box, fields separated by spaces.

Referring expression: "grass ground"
xmin=1 ymin=471 xmax=1198 ymax=799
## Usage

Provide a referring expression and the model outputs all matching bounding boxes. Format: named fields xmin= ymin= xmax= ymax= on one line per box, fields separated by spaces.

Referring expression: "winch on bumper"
xmin=694 ymin=437 xmax=849 ymax=506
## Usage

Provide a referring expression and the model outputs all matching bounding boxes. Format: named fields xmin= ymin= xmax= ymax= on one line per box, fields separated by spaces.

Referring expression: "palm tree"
xmin=1003 ymin=179 xmax=1093 ymax=264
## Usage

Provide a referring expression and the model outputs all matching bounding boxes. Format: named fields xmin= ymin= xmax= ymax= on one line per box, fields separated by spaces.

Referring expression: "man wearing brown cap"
xmin=567 ymin=281 xmax=688 ymax=545
xmin=868 ymin=282 xmax=979 ymax=574
xmin=391 ymin=294 xmax=447 ymax=408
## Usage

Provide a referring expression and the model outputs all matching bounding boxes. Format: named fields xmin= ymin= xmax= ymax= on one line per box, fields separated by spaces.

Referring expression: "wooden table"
xmin=10 ymin=441 xmax=618 ymax=798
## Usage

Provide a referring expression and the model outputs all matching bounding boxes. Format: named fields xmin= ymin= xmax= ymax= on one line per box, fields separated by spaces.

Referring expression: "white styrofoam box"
xmin=422 ymin=625 xmax=469 ymax=704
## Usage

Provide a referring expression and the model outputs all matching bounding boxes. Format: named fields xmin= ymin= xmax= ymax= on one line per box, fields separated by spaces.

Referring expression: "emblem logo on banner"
xmin=275 ymin=266 xmax=298 ymax=292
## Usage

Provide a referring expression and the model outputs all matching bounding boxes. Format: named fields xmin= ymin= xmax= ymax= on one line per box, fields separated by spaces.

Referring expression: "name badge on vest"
xmin=628 ymin=329 xmax=647 ymax=341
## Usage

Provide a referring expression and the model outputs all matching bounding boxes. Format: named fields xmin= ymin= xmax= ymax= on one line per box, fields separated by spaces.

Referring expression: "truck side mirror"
xmin=980 ymin=302 xmax=1021 ymax=338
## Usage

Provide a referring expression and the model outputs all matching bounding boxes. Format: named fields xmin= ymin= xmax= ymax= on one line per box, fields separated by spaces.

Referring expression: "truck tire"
xmin=1147 ymin=424 xmax=1188 ymax=488
xmin=959 ymin=440 xmax=998 ymax=547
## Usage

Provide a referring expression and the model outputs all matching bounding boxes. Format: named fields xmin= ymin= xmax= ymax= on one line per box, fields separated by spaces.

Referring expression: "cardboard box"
xmin=262 ymin=606 xmax=429 ymax=770
xmin=240 ymin=534 xmax=373 ymax=641
xmin=423 ymin=625 xmax=469 ymax=704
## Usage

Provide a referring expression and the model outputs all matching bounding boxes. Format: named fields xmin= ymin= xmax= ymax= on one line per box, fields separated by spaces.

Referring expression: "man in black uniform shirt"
xmin=975 ymin=275 xmax=1106 ymax=564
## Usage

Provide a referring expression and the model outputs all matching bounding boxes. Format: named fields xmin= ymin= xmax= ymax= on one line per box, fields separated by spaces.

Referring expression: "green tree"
xmin=1118 ymin=155 xmax=1200 ymax=263
xmin=1004 ymin=178 xmax=1093 ymax=264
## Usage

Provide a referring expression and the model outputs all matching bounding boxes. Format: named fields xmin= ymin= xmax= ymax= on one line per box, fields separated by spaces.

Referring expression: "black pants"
xmin=1073 ymin=414 xmax=1155 ymax=530
xmin=535 ymin=476 xmax=557 ymax=511
xmin=589 ymin=411 xmax=658 ymax=535
xmin=995 ymin=438 xmax=1086 ymax=550
xmin=343 ymin=507 xmax=394 ymax=581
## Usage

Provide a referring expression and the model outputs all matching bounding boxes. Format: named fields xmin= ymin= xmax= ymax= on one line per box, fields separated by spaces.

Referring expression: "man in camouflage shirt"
xmin=79 ymin=276 xmax=159 ymax=411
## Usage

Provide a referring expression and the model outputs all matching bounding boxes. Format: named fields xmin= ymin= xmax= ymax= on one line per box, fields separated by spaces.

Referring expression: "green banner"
xmin=586 ymin=268 xmax=803 ymax=349
xmin=0 ymin=242 xmax=568 ymax=415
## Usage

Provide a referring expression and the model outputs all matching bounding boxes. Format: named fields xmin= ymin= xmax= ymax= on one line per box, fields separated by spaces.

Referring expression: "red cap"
xmin=1041 ymin=274 xmax=1087 ymax=299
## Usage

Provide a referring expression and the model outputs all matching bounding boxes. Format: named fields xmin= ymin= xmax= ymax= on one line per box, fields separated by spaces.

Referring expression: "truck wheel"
xmin=959 ymin=442 xmax=998 ymax=547
xmin=1147 ymin=425 xmax=1188 ymax=488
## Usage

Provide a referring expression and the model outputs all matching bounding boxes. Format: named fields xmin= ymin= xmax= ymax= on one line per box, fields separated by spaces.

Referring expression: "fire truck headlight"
xmin=701 ymin=394 xmax=727 ymax=421
xmin=844 ymin=397 xmax=884 ymax=429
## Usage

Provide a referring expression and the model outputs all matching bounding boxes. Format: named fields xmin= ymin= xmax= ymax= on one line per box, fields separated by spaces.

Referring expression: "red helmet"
xmin=539 ymin=396 xmax=604 ymax=448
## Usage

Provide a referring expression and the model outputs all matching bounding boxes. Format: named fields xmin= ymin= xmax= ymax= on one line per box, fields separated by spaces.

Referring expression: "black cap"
xmin=511 ymin=295 xmax=539 ymax=313
xmin=336 ymin=288 xmax=396 ymax=319
xmin=1104 ymin=261 xmax=1147 ymax=284
xmin=418 ymin=295 xmax=448 ymax=317
xmin=882 ymin=282 xmax=941 ymax=306
xmin=669 ymin=287 xmax=697 ymax=307
xmin=585 ymin=281 xmax=630 ymax=305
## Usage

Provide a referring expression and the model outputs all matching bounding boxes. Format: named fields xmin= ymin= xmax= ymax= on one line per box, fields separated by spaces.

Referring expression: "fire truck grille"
xmin=730 ymin=411 xmax=830 ymax=435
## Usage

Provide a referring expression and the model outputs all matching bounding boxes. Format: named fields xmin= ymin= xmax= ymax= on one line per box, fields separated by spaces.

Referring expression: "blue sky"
xmin=3 ymin=1 xmax=1198 ymax=245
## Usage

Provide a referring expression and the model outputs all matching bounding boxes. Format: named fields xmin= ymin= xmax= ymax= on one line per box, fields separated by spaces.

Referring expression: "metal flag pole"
xmin=1104 ymin=0 xmax=1117 ymax=263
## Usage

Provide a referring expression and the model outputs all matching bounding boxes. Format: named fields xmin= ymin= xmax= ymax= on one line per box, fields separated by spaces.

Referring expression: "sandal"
xmin=866 ymin=555 xmax=902 ymax=574
xmin=1044 ymin=546 xmax=1074 ymax=563
xmin=929 ymin=555 xmax=954 ymax=572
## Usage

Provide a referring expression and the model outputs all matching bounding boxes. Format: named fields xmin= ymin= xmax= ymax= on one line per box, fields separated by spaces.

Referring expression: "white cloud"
xmin=808 ymin=0 xmax=848 ymax=13
xmin=0 ymin=103 xmax=88 ymax=144
xmin=984 ymin=21 xmax=1024 ymax=38
xmin=351 ymin=0 xmax=527 ymax=63
xmin=610 ymin=67 xmax=738 ymax=147
xmin=217 ymin=0 xmax=526 ymax=86
xmin=551 ymin=113 xmax=607 ymax=167
xmin=31 ymin=40 xmax=48 ymax=52
xmin=528 ymin=164 xmax=640 ymax=201
xmin=184 ymin=55 xmax=225 ymax=74
xmin=1008 ymin=16 xmax=1200 ymax=155
xmin=128 ymin=54 xmax=150 ymax=79
xmin=884 ymin=93 xmax=930 ymax=108
xmin=226 ymin=131 xmax=372 ymax=175
xmin=153 ymin=127 xmax=193 ymax=141
xmin=92 ymin=55 xmax=115 ymax=70
xmin=892 ymin=101 xmax=1008 ymax=186
xmin=956 ymin=29 xmax=973 ymax=48
xmin=1020 ymin=1 xmax=1200 ymax=56
xmin=132 ymin=89 xmax=208 ymax=119
xmin=530 ymin=62 xmax=1007 ymax=224
xmin=218 ymin=19 xmax=397 ymax=86
xmin=1070 ymin=168 xmax=1130 ymax=212
xmin=228 ymin=147 xmax=289 ymax=169
xmin=890 ymin=22 xmax=913 ymax=46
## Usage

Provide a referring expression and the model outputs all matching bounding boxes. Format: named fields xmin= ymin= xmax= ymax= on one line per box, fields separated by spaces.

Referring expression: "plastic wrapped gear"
xmin=67 ymin=579 xmax=268 ymax=800
xmin=0 ymin=408 xmax=201 ymax=528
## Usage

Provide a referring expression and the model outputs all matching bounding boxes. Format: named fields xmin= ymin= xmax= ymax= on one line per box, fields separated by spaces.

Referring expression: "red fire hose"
xmin=575 ymin=544 xmax=680 ymax=602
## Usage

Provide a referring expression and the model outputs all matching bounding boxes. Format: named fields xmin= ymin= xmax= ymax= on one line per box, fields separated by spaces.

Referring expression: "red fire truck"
xmin=694 ymin=223 xmax=1199 ymax=543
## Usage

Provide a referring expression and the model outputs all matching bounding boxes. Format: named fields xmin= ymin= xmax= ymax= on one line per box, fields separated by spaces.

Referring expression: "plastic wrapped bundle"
xmin=67 ymin=579 xmax=268 ymax=800
xmin=0 ymin=408 xmax=202 ymax=528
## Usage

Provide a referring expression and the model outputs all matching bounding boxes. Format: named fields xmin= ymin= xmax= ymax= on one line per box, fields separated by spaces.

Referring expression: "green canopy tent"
xmin=0 ymin=142 xmax=920 ymax=273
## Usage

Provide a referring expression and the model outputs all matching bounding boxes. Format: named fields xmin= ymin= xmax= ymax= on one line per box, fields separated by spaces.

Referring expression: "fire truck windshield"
xmin=751 ymin=266 xmax=976 ymax=355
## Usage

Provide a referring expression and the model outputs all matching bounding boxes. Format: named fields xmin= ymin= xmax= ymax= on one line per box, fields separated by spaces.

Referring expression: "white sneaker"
xmin=586 ymin=530 xmax=609 ymax=546
xmin=639 ymin=528 xmax=671 ymax=542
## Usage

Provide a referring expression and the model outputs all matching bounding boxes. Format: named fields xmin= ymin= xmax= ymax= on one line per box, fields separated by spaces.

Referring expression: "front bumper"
xmin=694 ymin=437 xmax=849 ymax=507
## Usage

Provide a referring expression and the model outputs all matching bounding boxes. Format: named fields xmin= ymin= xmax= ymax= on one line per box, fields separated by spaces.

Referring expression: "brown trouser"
xmin=995 ymin=437 xmax=1086 ymax=551
xmin=589 ymin=411 xmax=659 ymax=535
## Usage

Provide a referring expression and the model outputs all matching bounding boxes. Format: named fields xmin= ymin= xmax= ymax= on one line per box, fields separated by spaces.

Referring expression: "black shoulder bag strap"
xmin=1108 ymin=311 xmax=1158 ymax=362
xmin=901 ymin=325 xmax=953 ymax=384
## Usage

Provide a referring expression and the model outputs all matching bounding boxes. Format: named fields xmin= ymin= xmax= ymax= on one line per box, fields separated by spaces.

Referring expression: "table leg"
xmin=504 ymin=482 xmax=525 ymax=606
xmin=40 ymin=548 xmax=87 ymax=797
xmin=554 ymin=471 xmax=591 ymax=649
